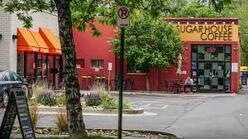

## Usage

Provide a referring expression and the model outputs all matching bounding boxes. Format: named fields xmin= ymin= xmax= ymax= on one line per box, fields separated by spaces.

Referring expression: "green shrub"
xmin=56 ymin=95 xmax=66 ymax=106
xmin=85 ymin=93 xmax=101 ymax=107
xmin=123 ymin=101 xmax=130 ymax=110
xmin=100 ymin=93 xmax=117 ymax=109
xmin=38 ymin=98 xmax=57 ymax=106
xmin=37 ymin=90 xmax=57 ymax=106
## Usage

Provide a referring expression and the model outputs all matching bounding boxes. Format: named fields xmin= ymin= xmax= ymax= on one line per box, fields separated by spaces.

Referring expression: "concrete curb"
xmin=34 ymin=106 xmax=144 ymax=114
xmin=108 ymin=91 xmax=237 ymax=98
xmin=80 ymin=90 xmax=237 ymax=98
xmin=86 ymin=128 xmax=179 ymax=139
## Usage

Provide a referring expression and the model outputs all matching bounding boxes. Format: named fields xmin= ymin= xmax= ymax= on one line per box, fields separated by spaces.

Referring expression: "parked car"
xmin=0 ymin=70 xmax=31 ymax=107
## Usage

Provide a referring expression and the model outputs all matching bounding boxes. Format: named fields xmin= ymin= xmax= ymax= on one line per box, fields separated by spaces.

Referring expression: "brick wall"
xmin=10 ymin=11 xmax=59 ymax=72
xmin=0 ymin=7 xmax=59 ymax=72
xmin=0 ymin=8 xmax=11 ymax=71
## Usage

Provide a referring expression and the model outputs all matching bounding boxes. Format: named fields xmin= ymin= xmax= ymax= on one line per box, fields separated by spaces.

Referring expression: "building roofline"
xmin=165 ymin=17 xmax=239 ymax=24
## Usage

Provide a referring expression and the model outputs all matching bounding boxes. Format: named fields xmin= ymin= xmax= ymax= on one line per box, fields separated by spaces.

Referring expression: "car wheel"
xmin=3 ymin=92 xmax=9 ymax=107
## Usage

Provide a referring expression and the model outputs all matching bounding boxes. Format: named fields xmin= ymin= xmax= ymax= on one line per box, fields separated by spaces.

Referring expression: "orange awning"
xmin=30 ymin=31 xmax=49 ymax=53
xmin=39 ymin=28 xmax=61 ymax=55
xmin=17 ymin=28 xmax=40 ymax=52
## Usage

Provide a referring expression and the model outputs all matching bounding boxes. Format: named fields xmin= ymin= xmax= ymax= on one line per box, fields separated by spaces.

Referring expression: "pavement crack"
xmin=163 ymin=100 xmax=205 ymax=130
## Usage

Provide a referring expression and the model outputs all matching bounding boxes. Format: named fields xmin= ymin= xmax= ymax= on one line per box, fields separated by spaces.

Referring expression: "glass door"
xmin=197 ymin=62 xmax=225 ymax=91
xmin=192 ymin=45 xmax=231 ymax=92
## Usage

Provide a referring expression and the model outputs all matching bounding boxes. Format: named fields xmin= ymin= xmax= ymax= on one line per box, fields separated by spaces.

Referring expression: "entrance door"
xmin=197 ymin=62 xmax=225 ymax=91
xmin=191 ymin=45 xmax=231 ymax=92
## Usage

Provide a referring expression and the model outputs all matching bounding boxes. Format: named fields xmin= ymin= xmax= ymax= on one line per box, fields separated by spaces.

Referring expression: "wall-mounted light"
xmin=0 ymin=34 xmax=2 ymax=40
xmin=12 ymin=34 xmax=18 ymax=40
xmin=233 ymin=48 xmax=239 ymax=51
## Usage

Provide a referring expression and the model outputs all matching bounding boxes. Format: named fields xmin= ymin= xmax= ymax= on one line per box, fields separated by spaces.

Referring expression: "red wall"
xmin=73 ymin=22 xmax=116 ymax=90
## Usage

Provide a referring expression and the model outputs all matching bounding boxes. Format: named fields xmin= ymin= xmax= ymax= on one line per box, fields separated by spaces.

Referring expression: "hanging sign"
xmin=117 ymin=6 xmax=130 ymax=28
xmin=0 ymin=87 xmax=35 ymax=139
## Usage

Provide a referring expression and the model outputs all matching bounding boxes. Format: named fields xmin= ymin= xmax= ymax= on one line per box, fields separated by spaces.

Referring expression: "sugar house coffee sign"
xmin=175 ymin=24 xmax=238 ymax=41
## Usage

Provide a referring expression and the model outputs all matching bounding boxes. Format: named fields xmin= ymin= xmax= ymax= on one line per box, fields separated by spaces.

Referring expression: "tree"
xmin=112 ymin=13 xmax=183 ymax=90
xmin=0 ymin=0 xmax=177 ymax=137
xmin=175 ymin=2 xmax=217 ymax=17
xmin=1 ymin=1 xmax=91 ymax=138
xmin=198 ymin=0 xmax=232 ymax=13
xmin=225 ymin=1 xmax=248 ymax=65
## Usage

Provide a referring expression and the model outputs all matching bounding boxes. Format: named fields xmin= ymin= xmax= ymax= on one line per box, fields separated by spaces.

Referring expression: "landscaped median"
xmin=30 ymin=82 xmax=143 ymax=115
xmin=24 ymin=82 xmax=177 ymax=139
xmin=36 ymin=105 xmax=144 ymax=114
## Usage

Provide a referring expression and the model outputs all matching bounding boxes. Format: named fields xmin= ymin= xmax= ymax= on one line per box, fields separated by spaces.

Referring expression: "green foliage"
xmin=37 ymin=91 xmax=57 ymax=106
xmin=85 ymin=93 xmax=101 ymax=107
xmin=112 ymin=13 xmax=182 ymax=70
xmin=38 ymin=97 xmax=57 ymax=106
xmin=123 ymin=101 xmax=130 ymax=110
xmin=233 ymin=3 xmax=248 ymax=65
xmin=219 ymin=1 xmax=248 ymax=65
xmin=175 ymin=2 xmax=217 ymax=17
xmin=55 ymin=95 xmax=67 ymax=106
xmin=100 ymin=93 xmax=117 ymax=110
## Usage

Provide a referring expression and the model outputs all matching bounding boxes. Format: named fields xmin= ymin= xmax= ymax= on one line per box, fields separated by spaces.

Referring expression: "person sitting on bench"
xmin=184 ymin=76 xmax=194 ymax=93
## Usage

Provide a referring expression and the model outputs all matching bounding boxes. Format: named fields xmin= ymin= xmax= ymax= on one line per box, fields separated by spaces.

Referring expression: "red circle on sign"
xmin=118 ymin=7 xmax=129 ymax=19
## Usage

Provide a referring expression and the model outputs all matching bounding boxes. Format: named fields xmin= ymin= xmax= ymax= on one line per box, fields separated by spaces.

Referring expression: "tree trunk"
xmin=54 ymin=0 xmax=86 ymax=138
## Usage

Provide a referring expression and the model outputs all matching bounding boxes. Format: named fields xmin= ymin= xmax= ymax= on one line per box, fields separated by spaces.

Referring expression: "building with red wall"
xmin=73 ymin=22 xmax=116 ymax=90
xmin=74 ymin=18 xmax=240 ymax=93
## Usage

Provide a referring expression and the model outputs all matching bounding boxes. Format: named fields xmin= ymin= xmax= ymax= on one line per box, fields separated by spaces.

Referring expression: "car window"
xmin=15 ymin=74 xmax=23 ymax=81
xmin=9 ymin=72 xmax=23 ymax=81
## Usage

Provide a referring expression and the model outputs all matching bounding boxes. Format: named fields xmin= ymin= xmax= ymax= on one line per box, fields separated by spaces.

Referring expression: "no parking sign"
xmin=117 ymin=6 xmax=130 ymax=28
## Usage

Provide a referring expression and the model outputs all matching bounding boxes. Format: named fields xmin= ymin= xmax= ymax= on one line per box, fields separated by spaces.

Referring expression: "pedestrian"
xmin=184 ymin=76 xmax=194 ymax=93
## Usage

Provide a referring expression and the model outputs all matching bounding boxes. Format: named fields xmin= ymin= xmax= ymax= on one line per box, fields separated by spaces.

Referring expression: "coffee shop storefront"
xmin=167 ymin=18 xmax=240 ymax=93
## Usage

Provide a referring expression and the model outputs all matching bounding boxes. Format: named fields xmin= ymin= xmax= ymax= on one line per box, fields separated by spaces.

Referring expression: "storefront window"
xmin=127 ymin=64 xmax=145 ymax=73
xmin=192 ymin=53 xmax=197 ymax=61
xmin=91 ymin=59 xmax=104 ymax=68
xmin=191 ymin=45 xmax=231 ymax=92
xmin=76 ymin=59 xmax=85 ymax=68
xmin=17 ymin=53 xmax=24 ymax=77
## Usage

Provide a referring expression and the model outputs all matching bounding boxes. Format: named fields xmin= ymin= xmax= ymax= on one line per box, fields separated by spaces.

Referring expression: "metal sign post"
xmin=107 ymin=62 xmax=112 ymax=91
xmin=117 ymin=6 xmax=129 ymax=139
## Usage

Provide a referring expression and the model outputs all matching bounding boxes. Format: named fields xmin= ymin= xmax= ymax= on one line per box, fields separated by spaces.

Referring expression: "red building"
xmin=73 ymin=22 xmax=116 ymax=90
xmin=74 ymin=18 xmax=240 ymax=93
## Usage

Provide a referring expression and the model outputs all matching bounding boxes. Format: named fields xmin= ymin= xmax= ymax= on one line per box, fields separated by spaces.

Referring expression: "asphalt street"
xmin=1 ymin=92 xmax=248 ymax=139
